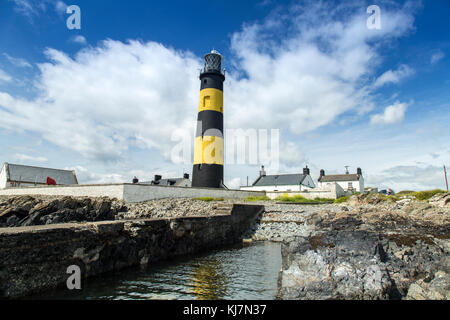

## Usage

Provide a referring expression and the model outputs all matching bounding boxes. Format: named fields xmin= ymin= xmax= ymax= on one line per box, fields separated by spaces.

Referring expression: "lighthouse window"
xmin=203 ymin=79 xmax=207 ymax=84
xmin=203 ymin=96 xmax=211 ymax=108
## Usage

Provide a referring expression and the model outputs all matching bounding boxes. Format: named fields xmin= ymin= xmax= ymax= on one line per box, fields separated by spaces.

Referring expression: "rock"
xmin=406 ymin=271 xmax=450 ymax=300
xmin=429 ymin=193 xmax=450 ymax=208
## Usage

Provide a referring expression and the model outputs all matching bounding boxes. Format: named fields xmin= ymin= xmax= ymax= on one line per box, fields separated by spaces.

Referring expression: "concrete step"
xmin=214 ymin=209 xmax=232 ymax=215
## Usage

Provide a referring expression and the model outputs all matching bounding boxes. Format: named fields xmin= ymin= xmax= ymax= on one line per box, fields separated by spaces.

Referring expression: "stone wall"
xmin=0 ymin=204 xmax=264 ymax=298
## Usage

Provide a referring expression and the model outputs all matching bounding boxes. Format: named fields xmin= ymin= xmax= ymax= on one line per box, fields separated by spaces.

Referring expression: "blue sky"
xmin=0 ymin=0 xmax=449 ymax=191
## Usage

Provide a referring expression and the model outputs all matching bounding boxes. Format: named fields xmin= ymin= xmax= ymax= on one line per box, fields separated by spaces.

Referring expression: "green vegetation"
xmin=275 ymin=194 xmax=333 ymax=203
xmin=395 ymin=189 xmax=445 ymax=200
xmin=245 ymin=196 xmax=271 ymax=202
xmin=396 ymin=190 xmax=415 ymax=196
xmin=193 ymin=197 xmax=224 ymax=202
xmin=334 ymin=195 xmax=351 ymax=203
xmin=407 ymin=189 xmax=445 ymax=201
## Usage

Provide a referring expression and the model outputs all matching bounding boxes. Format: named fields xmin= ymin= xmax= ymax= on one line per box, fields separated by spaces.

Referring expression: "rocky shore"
xmin=0 ymin=192 xmax=448 ymax=300
xmin=262 ymin=193 xmax=450 ymax=300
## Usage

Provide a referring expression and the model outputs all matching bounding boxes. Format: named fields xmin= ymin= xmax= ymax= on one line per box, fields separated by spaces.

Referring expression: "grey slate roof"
xmin=319 ymin=174 xmax=360 ymax=182
xmin=252 ymin=174 xmax=307 ymax=186
xmin=5 ymin=163 xmax=78 ymax=185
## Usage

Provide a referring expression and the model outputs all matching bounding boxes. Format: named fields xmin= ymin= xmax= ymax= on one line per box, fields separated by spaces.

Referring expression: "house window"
xmin=348 ymin=182 xmax=353 ymax=189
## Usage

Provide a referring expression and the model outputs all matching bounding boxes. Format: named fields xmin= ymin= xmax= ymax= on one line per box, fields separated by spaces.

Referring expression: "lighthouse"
xmin=192 ymin=50 xmax=225 ymax=188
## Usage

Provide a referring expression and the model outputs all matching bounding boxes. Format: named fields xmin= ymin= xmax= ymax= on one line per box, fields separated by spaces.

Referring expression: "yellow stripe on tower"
xmin=193 ymin=136 xmax=224 ymax=165
xmin=198 ymin=88 xmax=223 ymax=113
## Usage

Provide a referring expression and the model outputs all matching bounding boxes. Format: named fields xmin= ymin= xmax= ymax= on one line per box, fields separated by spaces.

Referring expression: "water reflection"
xmin=189 ymin=258 xmax=228 ymax=299
xmin=29 ymin=241 xmax=281 ymax=300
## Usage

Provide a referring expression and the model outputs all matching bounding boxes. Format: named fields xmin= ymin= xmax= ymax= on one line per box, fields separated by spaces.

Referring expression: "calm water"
xmin=31 ymin=241 xmax=282 ymax=300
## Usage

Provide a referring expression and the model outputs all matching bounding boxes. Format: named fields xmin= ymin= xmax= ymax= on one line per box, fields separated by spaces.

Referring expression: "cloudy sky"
xmin=0 ymin=0 xmax=449 ymax=191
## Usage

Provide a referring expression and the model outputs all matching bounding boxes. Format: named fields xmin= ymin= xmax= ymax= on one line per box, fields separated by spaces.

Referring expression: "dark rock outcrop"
xmin=0 ymin=196 xmax=118 ymax=227
xmin=277 ymin=194 xmax=450 ymax=300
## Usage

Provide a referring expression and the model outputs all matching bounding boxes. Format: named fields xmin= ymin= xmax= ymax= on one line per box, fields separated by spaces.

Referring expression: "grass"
xmin=193 ymin=197 xmax=224 ymax=202
xmin=245 ymin=196 xmax=271 ymax=202
xmin=396 ymin=190 xmax=415 ymax=196
xmin=275 ymin=194 xmax=334 ymax=203
xmin=395 ymin=189 xmax=446 ymax=200
xmin=334 ymin=195 xmax=351 ymax=203
xmin=333 ymin=189 xmax=447 ymax=204
xmin=409 ymin=189 xmax=446 ymax=201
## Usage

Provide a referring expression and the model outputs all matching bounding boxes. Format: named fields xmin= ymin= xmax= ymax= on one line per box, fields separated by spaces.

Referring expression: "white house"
xmin=317 ymin=168 xmax=364 ymax=193
xmin=240 ymin=166 xmax=316 ymax=192
xmin=0 ymin=162 xmax=78 ymax=189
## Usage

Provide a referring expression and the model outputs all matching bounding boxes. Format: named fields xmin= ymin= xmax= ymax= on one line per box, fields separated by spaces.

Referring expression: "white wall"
xmin=0 ymin=164 xmax=7 ymax=189
xmin=319 ymin=177 xmax=364 ymax=193
xmin=266 ymin=183 xmax=343 ymax=200
xmin=123 ymin=184 xmax=265 ymax=202
xmin=0 ymin=183 xmax=266 ymax=203
xmin=0 ymin=184 xmax=125 ymax=198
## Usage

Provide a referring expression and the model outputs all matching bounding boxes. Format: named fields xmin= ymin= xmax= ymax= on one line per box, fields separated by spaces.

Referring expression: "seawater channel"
xmin=30 ymin=241 xmax=282 ymax=300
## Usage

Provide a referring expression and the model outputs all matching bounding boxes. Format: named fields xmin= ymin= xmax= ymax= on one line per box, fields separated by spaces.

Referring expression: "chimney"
xmin=303 ymin=165 xmax=310 ymax=175
xmin=320 ymin=169 xmax=325 ymax=177
xmin=357 ymin=168 xmax=362 ymax=176
xmin=260 ymin=165 xmax=266 ymax=177
xmin=183 ymin=173 xmax=190 ymax=179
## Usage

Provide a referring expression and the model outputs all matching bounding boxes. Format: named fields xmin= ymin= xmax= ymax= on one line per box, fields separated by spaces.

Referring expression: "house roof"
xmin=252 ymin=174 xmax=307 ymax=187
xmin=319 ymin=174 xmax=360 ymax=182
xmin=3 ymin=163 xmax=78 ymax=185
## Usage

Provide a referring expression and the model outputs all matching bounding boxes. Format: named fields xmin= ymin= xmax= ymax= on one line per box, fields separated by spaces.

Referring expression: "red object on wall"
xmin=46 ymin=177 xmax=56 ymax=185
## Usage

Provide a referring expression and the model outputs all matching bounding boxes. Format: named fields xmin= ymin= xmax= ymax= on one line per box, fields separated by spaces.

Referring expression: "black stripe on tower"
xmin=200 ymin=72 xmax=225 ymax=91
xmin=195 ymin=111 xmax=223 ymax=137
xmin=192 ymin=164 xmax=224 ymax=188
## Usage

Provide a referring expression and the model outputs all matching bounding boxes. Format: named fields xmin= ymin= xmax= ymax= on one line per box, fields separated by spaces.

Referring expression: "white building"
xmin=240 ymin=166 xmax=316 ymax=192
xmin=317 ymin=168 xmax=364 ymax=193
xmin=0 ymin=163 xmax=78 ymax=189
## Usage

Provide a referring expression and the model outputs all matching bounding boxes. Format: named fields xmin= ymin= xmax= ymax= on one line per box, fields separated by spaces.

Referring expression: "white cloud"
xmin=226 ymin=177 xmax=242 ymax=190
xmin=0 ymin=40 xmax=201 ymax=162
xmin=54 ymin=0 xmax=67 ymax=16
xmin=71 ymin=35 xmax=87 ymax=45
xmin=366 ymin=165 xmax=447 ymax=191
xmin=10 ymin=0 xmax=34 ymax=17
xmin=225 ymin=1 xmax=415 ymax=134
xmin=13 ymin=153 xmax=48 ymax=163
xmin=0 ymin=69 xmax=12 ymax=82
xmin=3 ymin=53 xmax=32 ymax=68
xmin=430 ymin=51 xmax=445 ymax=64
xmin=370 ymin=101 xmax=408 ymax=125
xmin=66 ymin=165 xmax=124 ymax=184
xmin=373 ymin=64 xmax=414 ymax=88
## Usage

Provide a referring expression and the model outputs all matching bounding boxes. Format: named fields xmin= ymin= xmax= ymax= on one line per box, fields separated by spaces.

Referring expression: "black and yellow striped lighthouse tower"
xmin=192 ymin=50 xmax=225 ymax=188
